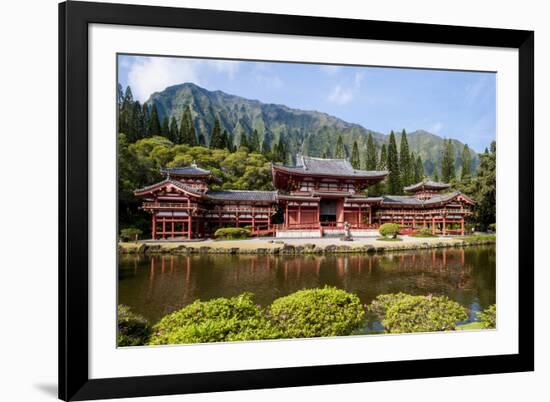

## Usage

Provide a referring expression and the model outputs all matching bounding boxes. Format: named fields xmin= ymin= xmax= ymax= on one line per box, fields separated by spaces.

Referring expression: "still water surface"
xmin=119 ymin=245 xmax=496 ymax=328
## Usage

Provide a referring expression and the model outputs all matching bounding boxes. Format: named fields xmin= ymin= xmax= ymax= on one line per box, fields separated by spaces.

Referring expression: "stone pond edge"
xmin=119 ymin=238 xmax=496 ymax=256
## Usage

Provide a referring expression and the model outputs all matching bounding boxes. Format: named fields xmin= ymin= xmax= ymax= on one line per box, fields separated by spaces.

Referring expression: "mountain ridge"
xmin=146 ymin=82 xmax=479 ymax=175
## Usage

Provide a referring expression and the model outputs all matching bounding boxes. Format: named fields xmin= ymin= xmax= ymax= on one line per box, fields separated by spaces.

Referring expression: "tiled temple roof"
xmin=160 ymin=165 xmax=212 ymax=177
xmin=381 ymin=191 xmax=473 ymax=206
xmin=273 ymin=155 xmax=388 ymax=178
xmin=403 ymin=180 xmax=450 ymax=192
xmin=206 ymin=190 xmax=278 ymax=202
xmin=134 ymin=178 xmax=204 ymax=195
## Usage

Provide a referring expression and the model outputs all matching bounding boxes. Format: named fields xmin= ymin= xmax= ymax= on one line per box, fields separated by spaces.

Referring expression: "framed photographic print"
xmin=59 ymin=1 xmax=534 ymax=400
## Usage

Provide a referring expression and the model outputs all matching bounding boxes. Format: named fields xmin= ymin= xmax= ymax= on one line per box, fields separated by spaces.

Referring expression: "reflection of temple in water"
xmin=119 ymin=246 xmax=494 ymax=323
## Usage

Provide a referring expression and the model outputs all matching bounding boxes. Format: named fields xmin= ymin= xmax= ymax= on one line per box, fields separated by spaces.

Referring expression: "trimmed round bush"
xmin=120 ymin=227 xmax=143 ymax=242
xmin=477 ymin=304 xmax=496 ymax=329
xmin=117 ymin=305 xmax=151 ymax=346
xmin=214 ymin=227 xmax=251 ymax=240
xmin=368 ymin=293 xmax=411 ymax=319
xmin=268 ymin=286 xmax=365 ymax=338
xmin=379 ymin=223 xmax=400 ymax=238
xmin=381 ymin=294 xmax=467 ymax=333
xmin=149 ymin=293 xmax=279 ymax=345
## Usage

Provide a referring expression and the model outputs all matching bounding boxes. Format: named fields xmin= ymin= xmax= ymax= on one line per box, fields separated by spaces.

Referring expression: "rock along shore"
xmin=118 ymin=236 xmax=495 ymax=256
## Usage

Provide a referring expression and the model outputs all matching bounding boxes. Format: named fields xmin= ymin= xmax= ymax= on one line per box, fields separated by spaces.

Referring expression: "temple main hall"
xmin=134 ymin=155 xmax=475 ymax=239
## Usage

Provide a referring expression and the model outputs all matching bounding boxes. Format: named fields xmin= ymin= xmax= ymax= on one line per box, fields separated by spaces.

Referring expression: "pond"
xmin=118 ymin=245 xmax=495 ymax=330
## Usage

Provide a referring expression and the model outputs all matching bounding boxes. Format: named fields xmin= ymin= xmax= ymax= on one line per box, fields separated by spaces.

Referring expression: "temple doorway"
xmin=320 ymin=199 xmax=337 ymax=223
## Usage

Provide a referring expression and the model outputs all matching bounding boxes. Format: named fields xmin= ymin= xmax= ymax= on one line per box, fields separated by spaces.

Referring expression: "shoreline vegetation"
xmin=118 ymin=234 xmax=495 ymax=255
xmin=118 ymin=288 xmax=497 ymax=347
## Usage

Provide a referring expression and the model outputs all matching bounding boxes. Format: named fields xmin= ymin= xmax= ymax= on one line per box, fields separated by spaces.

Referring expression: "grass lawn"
xmin=376 ymin=237 xmax=403 ymax=242
xmin=456 ymin=321 xmax=485 ymax=330
xmin=461 ymin=234 xmax=496 ymax=242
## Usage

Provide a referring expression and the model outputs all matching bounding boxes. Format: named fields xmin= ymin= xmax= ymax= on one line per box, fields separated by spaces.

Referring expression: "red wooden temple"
xmin=134 ymin=156 xmax=474 ymax=239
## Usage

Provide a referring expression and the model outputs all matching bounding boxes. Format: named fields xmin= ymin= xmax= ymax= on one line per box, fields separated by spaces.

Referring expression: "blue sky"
xmin=118 ymin=54 xmax=496 ymax=152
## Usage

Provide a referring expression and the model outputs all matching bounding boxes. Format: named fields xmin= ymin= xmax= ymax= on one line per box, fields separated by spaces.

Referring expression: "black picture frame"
xmin=59 ymin=1 xmax=534 ymax=400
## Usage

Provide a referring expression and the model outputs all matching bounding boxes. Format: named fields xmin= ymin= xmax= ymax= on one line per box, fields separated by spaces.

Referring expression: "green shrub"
xmin=120 ymin=227 xmax=143 ymax=242
xmin=117 ymin=305 xmax=151 ymax=346
xmin=381 ymin=294 xmax=467 ymax=333
xmin=477 ymin=304 xmax=496 ymax=329
xmin=411 ymin=226 xmax=434 ymax=237
xmin=149 ymin=293 xmax=279 ymax=345
xmin=379 ymin=223 xmax=400 ymax=238
xmin=368 ymin=293 xmax=411 ymax=319
xmin=488 ymin=223 xmax=496 ymax=233
xmin=268 ymin=286 xmax=365 ymax=338
xmin=214 ymin=227 xmax=251 ymax=240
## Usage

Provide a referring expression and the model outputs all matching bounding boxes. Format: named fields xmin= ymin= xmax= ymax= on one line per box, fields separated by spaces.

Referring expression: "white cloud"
xmin=328 ymin=85 xmax=354 ymax=105
xmin=319 ymin=65 xmax=342 ymax=75
xmin=125 ymin=57 xmax=242 ymax=102
xmin=327 ymin=71 xmax=365 ymax=105
xmin=251 ymin=63 xmax=284 ymax=90
xmin=430 ymin=122 xmax=444 ymax=133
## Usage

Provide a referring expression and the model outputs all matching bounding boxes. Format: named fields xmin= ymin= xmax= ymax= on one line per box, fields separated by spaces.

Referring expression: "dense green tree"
xmin=141 ymin=103 xmax=151 ymax=137
xmin=461 ymin=143 xmax=472 ymax=183
xmin=378 ymin=144 xmax=387 ymax=170
xmin=220 ymin=130 xmax=229 ymax=150
xmin=148 ymin=104 xmax=161 ymax=136
xmin=118 ymin=86 xmax=135 ymax=137
xmin=399 ymin=129 xmax=412 ymax=187
xmin=441 ymin=139 xmax=456 ymax=183
xmin=168 ymin=116 xmax=178 ymax=143
xmin=161 ymin=116 xmax=170 ymax=138
xmin=130 ymin=101 xmax=145 ymax=142
xmin=249 ymin=129 xmax=261 ymax=152
xmin=261 ymin=131 xmax=273 ymax=155
xmin=178 ymin=106 xmax=197 ymax=146
xmin=433 ymin=168 xmax=439 ymax=182
xmin=351 ymin=141 xmax=360 ymax=169
xmin=335 ymin=135 xmax=346 ymax=159
xmin=414 ymin=155 xmax=424 ymax=183
xmin=209 ymin=118 xmax=223 ymax=149
xmin=365 ymin=133 xmax=377 ymax=170
xmin=239 ymin=131 xmax=249 ymax=150
xmin=117 ymin=83 xmax=124 ymax=110
xmin=197 ymin=131 xmax=206 ymax=147
xmin=472 ymin=141 xmax=496 ymax=229
xmin=387 ymin=131 xmax=401 ymax=194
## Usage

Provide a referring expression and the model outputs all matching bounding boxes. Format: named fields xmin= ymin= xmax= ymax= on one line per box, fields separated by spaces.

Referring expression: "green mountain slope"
xmin=147 ymin=82 xmax=479 ymax=175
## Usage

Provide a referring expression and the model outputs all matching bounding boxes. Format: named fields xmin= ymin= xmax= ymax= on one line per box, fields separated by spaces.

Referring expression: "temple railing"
xmin=142 ymin=202 xmax=194 ymax=209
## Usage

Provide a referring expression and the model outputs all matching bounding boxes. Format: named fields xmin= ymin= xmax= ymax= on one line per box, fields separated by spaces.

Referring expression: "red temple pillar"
xmin=432 ymin=216 xmax=435 ymax=235
xmin=152 ymin=213 xmax=157 ymax=240
xmin=461 ymin=217 xmax=465 ymax=235
xmin=188 ymin=214 xmax=192 ymax=240
xmin=442 ymin=215 xmax=447 ymax=235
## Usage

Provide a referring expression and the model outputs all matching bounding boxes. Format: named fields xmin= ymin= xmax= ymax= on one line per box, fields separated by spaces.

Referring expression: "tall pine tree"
xmin=351 ymin=141 xmax=360 ymax=169
xmin=130 ymin=101 xmax=145 ymax=142
xmin=387 ymin=131 xmax=401 ymax=194
xmin=142 ymin=103 xmax=151 ymax=137
xmin=239 ymin=131 xmax=249 ymax=149
xmin=161 ymin=116 xmax=170 ymax=138
xmin=365 ymin=133 xmax=377 ymax=170
xmin=461 ymin=143 xmax=472 ymax=183
xmin=249 ymin=129 xmax=260 ymax=152
xmin=441 ymin=139 xmax=456 ymax=183
xmin=472 ymin=141 xmax=496 ymax=229
xmin=168 ymin=116 xmax=178 ymax=143
xmin=414 ymin=155 xmax=424 ymax=183
xmin=148 ymin=104 xmax=161 ymax=136
xmin=209 ymin=118 xmax=223 ymax=148
xmin=335 ymin=135 xmax=346 ymax=159
xmin=197 ymin=131 xmax=206 ymax=147
xmin=399 ymin=129 xmax=412 ymax=187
